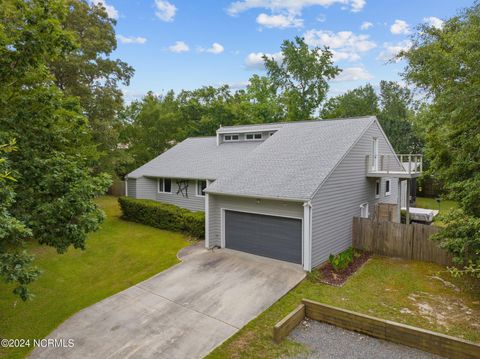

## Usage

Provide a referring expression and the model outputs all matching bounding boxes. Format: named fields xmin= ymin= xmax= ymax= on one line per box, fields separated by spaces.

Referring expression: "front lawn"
xmin=208 ymin=257 xmax=480 ymax=359
xmin=0 ymin=196 xmax=191 ymax=359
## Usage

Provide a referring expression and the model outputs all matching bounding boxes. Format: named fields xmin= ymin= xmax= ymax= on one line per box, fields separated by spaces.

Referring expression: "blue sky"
xmin=96 ymin=0 xmax=473 ymax=101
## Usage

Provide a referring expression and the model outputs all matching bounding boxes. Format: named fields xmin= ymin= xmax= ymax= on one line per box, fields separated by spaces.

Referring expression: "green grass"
xmin=0 ymin=196 xmax=191 ymax=359
xmin=208 ymin=257 xmax=480 ymax=359
xmin=416 ymin=196 xmax=458 ymax=214
xmin=415 ymin=196 xmax=458 ymax=226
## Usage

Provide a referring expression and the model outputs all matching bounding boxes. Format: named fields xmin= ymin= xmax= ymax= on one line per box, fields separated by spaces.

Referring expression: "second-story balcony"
xmin=366 ymin=154 xmax=422 ymax=179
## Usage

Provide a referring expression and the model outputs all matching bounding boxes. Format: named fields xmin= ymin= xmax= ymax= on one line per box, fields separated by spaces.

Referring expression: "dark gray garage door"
xmin=225 ymin=210 xmax=302 ymax=264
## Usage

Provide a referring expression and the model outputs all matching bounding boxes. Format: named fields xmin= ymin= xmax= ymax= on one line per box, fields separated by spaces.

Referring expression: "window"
xmin=158 ymin=178 xmax=172 ymax=193
xmin=375 ymin=180 xmax=380 ymax=198
xmin=360 ymin=203 xmax=369 ymax=218
xmin=196 ymin=180 xmax=207 ymax=196
xmin=245 ymin=133 xmax=262 ymax=140
xmin=385 ymin=179 xmax=391 ymax=196
xmin=224 ymin=134 xmax=239 ymax=142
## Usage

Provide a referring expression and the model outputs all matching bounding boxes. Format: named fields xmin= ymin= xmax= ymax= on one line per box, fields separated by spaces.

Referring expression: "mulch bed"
xmin=317 ymin=251 xmax=371 ymax=287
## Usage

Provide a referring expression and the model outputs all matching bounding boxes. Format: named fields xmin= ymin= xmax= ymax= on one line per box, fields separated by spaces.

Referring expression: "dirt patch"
xmin=316 ymin=252 xmax=371 ymax=286
xmin=404 ymin=292 xmax=479 ymax=331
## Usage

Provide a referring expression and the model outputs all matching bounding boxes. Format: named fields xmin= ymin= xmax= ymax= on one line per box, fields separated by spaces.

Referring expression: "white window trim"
xmin=245 ymin=133 xmax=263 ymax=141
xmin=360 ymin=203 xmax=369 ymax=218
xmin=157 ymin=178 xmax=172 ymax=194
xmin=385 ymin=179 xmax=391 ymax=197
xmin=224 ymin=134 xmax=239 ymax=142
xmin=375 ymin=179 xmax=380 ymax=199
xmin=196 ymin=180 xmax=207 ymax=197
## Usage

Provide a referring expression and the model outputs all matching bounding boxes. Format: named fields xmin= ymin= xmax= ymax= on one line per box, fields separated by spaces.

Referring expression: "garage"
xmin=224 ymin=210 xmax=302 ymax=264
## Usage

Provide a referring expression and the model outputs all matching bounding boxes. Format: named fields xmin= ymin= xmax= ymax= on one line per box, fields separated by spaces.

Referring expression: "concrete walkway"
xmin=30 ymin=245 xmax=305 ymax=359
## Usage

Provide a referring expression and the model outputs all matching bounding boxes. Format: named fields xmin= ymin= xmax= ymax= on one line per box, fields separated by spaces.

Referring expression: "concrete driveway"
xmin=30 ymin=245 xmax=305 ymax=359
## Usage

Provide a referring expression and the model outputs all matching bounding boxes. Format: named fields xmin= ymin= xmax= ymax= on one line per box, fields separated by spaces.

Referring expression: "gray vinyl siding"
xmin=127 ymin=176 xmax=205 ymax=212
xmin=310 ymin=121 xmax=401 ymax=268
xmin=156 ymin=178 xmax=205 ymax=212
xmin=127 ymin=178 xmax=136 ymax=198
xmin=208 ymin=194 xmax=304 ymax=248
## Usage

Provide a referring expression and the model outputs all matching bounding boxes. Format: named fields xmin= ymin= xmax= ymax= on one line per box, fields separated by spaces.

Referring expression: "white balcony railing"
xmin=366 ymin=154 xmax=422 ymax=178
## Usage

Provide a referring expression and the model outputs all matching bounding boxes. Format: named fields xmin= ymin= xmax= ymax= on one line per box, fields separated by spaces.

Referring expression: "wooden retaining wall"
xmin=273 ymin=304 xmax=305 ymax=343
xmin=352 ymin=217 xmax=452 ymax=266
xmin=273 ymin=299 xmax=480 ymax=359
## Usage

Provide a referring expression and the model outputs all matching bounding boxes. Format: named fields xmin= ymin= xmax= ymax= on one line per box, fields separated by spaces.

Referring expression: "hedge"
xmin=118 ymin=197 xmax=205 ymax=239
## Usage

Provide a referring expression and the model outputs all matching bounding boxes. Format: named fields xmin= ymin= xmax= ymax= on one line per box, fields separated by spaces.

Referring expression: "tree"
xmin=48 ymin=0 xmax=134 ymax=176
xmin=0 ymin=141 xmax=39 ymax=301
xmin=123 ymin=91 xmax=183 ymax=170
xmin=0 ymin=0 xmax=111 ymax=298
xmin=400 ymin=2 xmax=480 ymax=277
xmin=263 ymin=36 xmax=340 ymax=120
xmin=377 ymin=81 xmax=422 ymax=154
xmin=321 ymin=84 xmax=379 ymax=119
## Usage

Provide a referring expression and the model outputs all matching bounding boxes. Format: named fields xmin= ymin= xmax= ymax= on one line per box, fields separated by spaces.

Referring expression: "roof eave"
xmin=204 ymin=190 xmax=309 ymax=203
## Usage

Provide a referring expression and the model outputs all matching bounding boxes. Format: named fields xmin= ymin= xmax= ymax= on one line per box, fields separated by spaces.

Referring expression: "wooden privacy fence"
xmin=273 ymin=299 xmax=480 ymax=359
xmin=352 ymin=217 xmax=452 ymax=266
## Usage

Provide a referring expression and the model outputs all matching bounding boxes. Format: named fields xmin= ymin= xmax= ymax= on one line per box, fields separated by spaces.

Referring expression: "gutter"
xmin=204 ymin=190 xmax=309 ymax=203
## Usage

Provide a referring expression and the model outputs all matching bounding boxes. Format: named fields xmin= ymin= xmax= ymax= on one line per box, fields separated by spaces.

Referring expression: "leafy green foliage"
xmin=321 ymin=84 xmax=379 ymax=119
xmin=118 ymin=197 xmax=205 ymax=239
xmin=48 ymin=0 xmax=134 ymax=176
xmin=328 ymin=247 xmax=356 ymax=272
xmin=401 ymin=2 xmax=480 ymax=277
xmin=321 ymin=81 xmax=423 ymax=154
xmin=0 ymin=0 xmax=111 ymax=298
xmin=263 ymin=37 xmax=340 ymax=120
xmin=0 ymin=140 xmax=39 ymax=300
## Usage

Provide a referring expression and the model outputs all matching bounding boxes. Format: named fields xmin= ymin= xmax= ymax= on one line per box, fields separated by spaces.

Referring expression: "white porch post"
xmin=205 ymin=180 xmax=211 ymax=249
xmin=397 ymin=178 xmax=401 ymax=223
xmin=303 ymin=201 xmax=312 ymax=271
xmin=125 ymin=177 xmax=128 ymax=197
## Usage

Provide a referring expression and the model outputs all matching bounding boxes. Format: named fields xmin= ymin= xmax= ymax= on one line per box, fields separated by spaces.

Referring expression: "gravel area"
xmin=288 ymin=318 xmax=444 ymax=359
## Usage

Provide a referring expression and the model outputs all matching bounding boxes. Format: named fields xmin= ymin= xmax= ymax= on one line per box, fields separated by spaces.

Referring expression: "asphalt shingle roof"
xmin=127 ymin=137 xmax=261 ymax=180
xmin=128 ymin=116 xmax=376 ymax=201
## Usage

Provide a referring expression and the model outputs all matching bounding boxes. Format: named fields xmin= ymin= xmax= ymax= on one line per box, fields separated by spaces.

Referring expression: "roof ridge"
xmin=218 ymin=116 xmax=376 ymax=129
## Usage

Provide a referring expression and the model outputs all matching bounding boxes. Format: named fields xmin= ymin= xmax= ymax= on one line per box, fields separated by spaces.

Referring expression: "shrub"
xmin=118 ymin=197 xmax=205 ymax=239
xmin=328 ymin=247 xmax=355 ymax=272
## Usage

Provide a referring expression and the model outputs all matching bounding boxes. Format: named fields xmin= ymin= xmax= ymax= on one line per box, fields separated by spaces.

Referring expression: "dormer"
xmin=216 ymin=124 xmax=282 ymax=145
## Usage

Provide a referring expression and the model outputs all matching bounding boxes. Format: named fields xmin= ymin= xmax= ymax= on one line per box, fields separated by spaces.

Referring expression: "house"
xmin=126 ymin=116 xmax=421 ymax=271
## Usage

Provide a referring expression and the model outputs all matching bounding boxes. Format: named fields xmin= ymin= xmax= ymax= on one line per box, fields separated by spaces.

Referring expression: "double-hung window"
xmin=196 ymin=180 xmax=207 ymax=196
xmin=385 ymin=179 xmax=391 ymax=196
xmin=158 ymin=178 xmax=172 ymax=193
xmin=224 ymin=134 xmax=239 ymax=141
xmin=375 ymin=180 xmax=380 ymax=199
xmin=245 ymin=133 xmax=262 ymax=140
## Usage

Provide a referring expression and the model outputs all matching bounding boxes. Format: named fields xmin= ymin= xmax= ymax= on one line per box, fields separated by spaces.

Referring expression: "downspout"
xmin=303 ymin=201 xmax=312 ymax=271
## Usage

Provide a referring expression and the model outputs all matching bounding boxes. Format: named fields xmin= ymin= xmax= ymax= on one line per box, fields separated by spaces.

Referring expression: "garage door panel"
xmin=225 ymin=210 xmax=302 ymax=264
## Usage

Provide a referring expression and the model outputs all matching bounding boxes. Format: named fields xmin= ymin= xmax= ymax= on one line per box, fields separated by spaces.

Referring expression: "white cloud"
xmin=225 ymin=80 xmax=250 ymax=90
xmin=205 ymin=42 xmax=225 ymax=54
xmin=423 ymin=16 xmax=444 ymax=29
xmin=228 ymin=0 xmax=366 ymax=16
xmin=304 ymin=29 xmax=376 ymax=62
xmin=155 ymin=0 xmax=177 ymax=22
xmin=390 ymin=19 xmax=410 ymax=35
xmin=378 ymin=40 xmax=412 ymax=62
xmin=92 ymin=0 xmax=118 ymax=19
xmin=360 ymin=21 xmax=373 ymax=30
xmin=244 ymin=52 xmax=283 ymax=69
xmin=256 ymin=13 xmax=303 ymax=28
xmin=333 ymin=66 xmax=373 ymax=81
xmin=168 ymin=41 xmax=189 ymax=53
xmin=117 ymin=35 xmax=147 ymax=44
